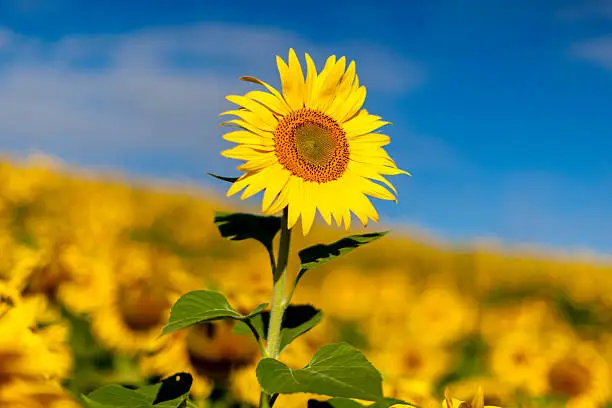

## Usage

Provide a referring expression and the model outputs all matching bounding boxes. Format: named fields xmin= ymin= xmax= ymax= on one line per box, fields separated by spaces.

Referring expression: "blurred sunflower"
xmin=383 ymin=377 xmax=438 ymax=408
xmin=369 ymin=341 xmax=451 ymax=385
xmin=319 ymin=267 xmax=376 ymax=321
xmin=206 ymin=254 xmax=272 ymax=312
xmin=141 ymin=318 xmax=260 ymax=398
xmin=88 ymin=243 xmax=198 ymax=353
xmin=544 ymin=340 xmax=610 ymax=408
xmin=221 ymin=48 xmax=409 ymax=234
xmin=489 ymin=332 xmax=549 ymax=395
xmin=0 ymin=283 xmax=77 ymax=408
xmin=479 ymin=298 xmax=565 ymax=345
xmin=408 ymin=283 xmax=477 ymax=346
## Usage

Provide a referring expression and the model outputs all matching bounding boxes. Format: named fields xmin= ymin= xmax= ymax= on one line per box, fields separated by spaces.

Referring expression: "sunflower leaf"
xmin=239 ymin=304 xmax=322 ymax=351
xmin=162 ymin=290 xmax=267 ymax=335
xmin=256 ymin=342 xmax=383 ymax=401
xmin=82 ymin=378 xmax=191 ymax=408
xmin=207 ymin=172 xmax=240 ymax=183
xmin=214 ymin=211 xmax=281 ymax=253
xmin=307 ymin=397 xmax=417 ymax=408
xmin=296 ymin=232 xmax=389 ymax=284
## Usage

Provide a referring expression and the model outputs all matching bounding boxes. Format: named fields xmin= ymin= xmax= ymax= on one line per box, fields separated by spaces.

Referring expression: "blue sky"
xmin=0 ymin=0 xmax=611 ymax=253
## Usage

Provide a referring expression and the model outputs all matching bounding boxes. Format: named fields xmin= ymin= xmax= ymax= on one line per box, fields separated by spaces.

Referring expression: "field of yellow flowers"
xmin=1 ymin=155 xmax=611 ymax=408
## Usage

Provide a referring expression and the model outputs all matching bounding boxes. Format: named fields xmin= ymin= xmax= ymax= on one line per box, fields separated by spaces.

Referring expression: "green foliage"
xmin=436 ymin=334 xmax=489 ymax=394
xmin=235 ymin=304 xmax=323 ymax=352
xmin=82 ymin=376 xmax=193 ymax=408
xmin=256 ymin=342 xmax=383 ymax=401
xmin=162 ymin=290 xmax=267 ymax=335
xmin=207 ymin=173 xmax=240 ymax=183
xmin=296 ymin=232 xmax=389 ymax=285
xmin=214 ymin=211 xmax=281 ymax=253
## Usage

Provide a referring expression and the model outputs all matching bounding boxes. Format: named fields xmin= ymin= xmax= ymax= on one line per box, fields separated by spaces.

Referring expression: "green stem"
xmin=266 ymin=207 xmax=291 ymax=359
xmin=259 ymin=392 xmax=271 ymax=408
xmin=284 ymin=274 xmax=299 ymax=307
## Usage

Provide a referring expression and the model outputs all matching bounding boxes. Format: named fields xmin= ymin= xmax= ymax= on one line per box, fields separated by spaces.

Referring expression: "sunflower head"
xmin=220 ymin=49 xmax=409 ymax=235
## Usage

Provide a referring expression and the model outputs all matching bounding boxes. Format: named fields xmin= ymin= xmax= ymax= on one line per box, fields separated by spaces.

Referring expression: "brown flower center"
xmin=118 ymin=286 xmax=169 ymax=331
xmin=274 ymin=108 xmax=349 ymax=183
xmin=548 ymin=358 xmax=592 ymax=397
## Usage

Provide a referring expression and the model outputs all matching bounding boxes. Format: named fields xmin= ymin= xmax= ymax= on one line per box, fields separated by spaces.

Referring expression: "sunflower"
xmin=368 ymin=341 xmax=451 ymax=385
xmin=543 ymin=340 xmax=610 ymax=408
xmin=221 ymin=48 xmax=409 ymax=234
xmin=443 ymin=386 xmax=502 ymax=408
xmin=489 ymin=332 xmax=549 ymax=396
xmin=140 ymin=318 xmax=261 ymax=398
xmin=0 ymin=284 xmax=77 ymax=408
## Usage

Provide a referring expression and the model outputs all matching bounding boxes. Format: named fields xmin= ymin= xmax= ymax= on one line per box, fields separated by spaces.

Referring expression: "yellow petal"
xmin=348 ymin=161 xmax=399 ymax=195
xmin=261 ymin=165 xmax=291 ymax=212
xmin=350 ymin=133 xmax=391 ymax=146
xmin=316 ymin=56 xmax=346 ymax=112
xmin=225 ymin=95 xmax=278 ymax=128
xmin=222 ymin=130 xmax=274 ymax=146
xmin=220 ymin=119 xmax=274 ymax=138
xmin=330 ymin=85 xmax=366 ymax=124
xmin=304 ymin=53 xmax=318 ymax=108
xmin=300 ymin=181 xmax=316 ymax=235
xmin=277 ymin=49 xmax=304 ymax=111
xmin=351 ymin=192 xmax=379 ymax=226
xmin=220 ymin=109 xmax=275 ymax=132
xmin=221 ymin=145 xmax=267 ymax=160
xmin=245 ymin=90 xmax=290 ymax=116
xmin=341 ymin=207 xmax=352 ymax=231
xmin=314 ymin=182 xmax=333 ymax=226
xmin=340 ymin=86 xmax=367 ymax=123
xmin=358 ymin=177 xmax=397 ymax=202
xmin=286 ymin=177 xmax=304 ymax=230
xmin=288 ymin=48 xmax=306 ymax=109
xmin=342 ymin=110 xmax=391 ymax=137
xmin=309 ymin=55 xmax=336 ymax=106
xmin=327 ymin=179 xmax=345 ymax=227
xmin=237 ymin=153 xmax=278 ymax=172
xmin=325 ymin=60 xmax=357 ymax=120
xmin=240 ymin=167 xmax=274 ymax=200
xmin=471 ymin=387 xmax=484 ymax=408
xmin=226 ymin=174 xmax=252 ymax=197
xmin=266 ymin=175 xmax=293 ymax=215
xmin=240 ymin=76 xmax=289 ymax=110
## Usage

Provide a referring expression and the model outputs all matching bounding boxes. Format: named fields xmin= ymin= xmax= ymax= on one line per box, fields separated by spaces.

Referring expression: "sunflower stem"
xmin=259 ymin=392 xmax=271 ymax=408
xmin=266 ymin=207 xmax=291 ymax=359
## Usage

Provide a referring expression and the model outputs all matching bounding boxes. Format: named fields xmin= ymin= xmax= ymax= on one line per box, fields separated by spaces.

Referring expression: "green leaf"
xmin=308 ymin=398 xmax=416 ymax=408
xmin=83 ymin=373 xmax=193 ymax=408
xmin=256 ymin=342 xmax=383 ymax=401
xmin=207 ymin=173 xmax=240 ymax=183
xmin=296 ymin=232 xmax=388 ymax=284
xmin=82 ymin=384 xmax=187 ymax=408
xmin=162 ymin=290 xmax=267 ymax=335
xmin=278 ymin=305 xmax=322 ymax=352
xmin=214 ymin=211 xmax=281 ymax=252
xmin=239 ymin=305 xmax=323 ymax=352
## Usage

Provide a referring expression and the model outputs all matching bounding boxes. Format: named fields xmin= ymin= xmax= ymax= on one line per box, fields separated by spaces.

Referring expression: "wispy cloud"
xmin=0 ymin=23 xmax=424 ymax=168
xmin=570 ymin=36 xmax=612 ymax=70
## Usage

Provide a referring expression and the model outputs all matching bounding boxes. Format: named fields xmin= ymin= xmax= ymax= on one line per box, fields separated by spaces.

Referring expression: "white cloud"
xmin=570 ymin=36 xmax=612 ymax=70
xmin=0 ymin=23 xmax=424 ymax=164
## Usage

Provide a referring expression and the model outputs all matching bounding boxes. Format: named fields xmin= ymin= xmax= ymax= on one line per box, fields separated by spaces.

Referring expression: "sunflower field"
xmin=0 ymin=155 xmax=610 ymax=408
